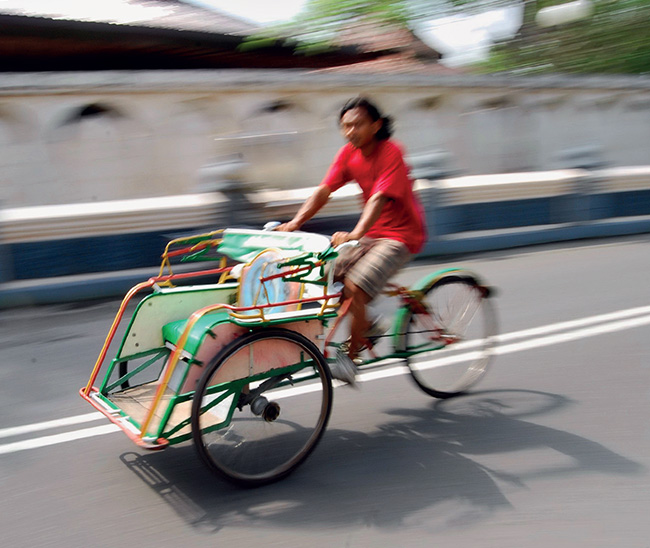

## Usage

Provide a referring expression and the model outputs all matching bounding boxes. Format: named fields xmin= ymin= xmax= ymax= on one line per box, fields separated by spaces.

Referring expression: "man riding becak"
xmin=277 ymin=97 xmax=427 ymax=385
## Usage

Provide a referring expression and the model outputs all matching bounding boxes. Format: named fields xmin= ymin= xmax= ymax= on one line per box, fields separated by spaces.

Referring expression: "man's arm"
xmin=276 ymin=184 xmax=332 ymax=232
xmin=331 ymin=192 xmax=389 ymax=246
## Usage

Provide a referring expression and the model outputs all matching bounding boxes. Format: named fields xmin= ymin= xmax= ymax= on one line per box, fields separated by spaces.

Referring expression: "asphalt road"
xmin=1 ymin=234 xmax=650 ymax=548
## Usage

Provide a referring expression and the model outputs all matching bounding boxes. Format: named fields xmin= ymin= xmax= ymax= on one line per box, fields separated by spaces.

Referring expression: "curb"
xmin=2 ymin=217 xmax=649 ymax=309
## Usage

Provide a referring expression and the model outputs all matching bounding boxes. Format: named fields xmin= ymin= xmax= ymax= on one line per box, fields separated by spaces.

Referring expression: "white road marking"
xmin=495 ymin=313 xmax=650 ymax=356
xmin=497 ymin=304 xmax=650 ymax=344
xmin=0 ymin=412 xmax=104 ymax=440
xmin=0 ymin=424 xmax=120 ymax=455
xmin=1 ymin=306 xmax=649 ymax=456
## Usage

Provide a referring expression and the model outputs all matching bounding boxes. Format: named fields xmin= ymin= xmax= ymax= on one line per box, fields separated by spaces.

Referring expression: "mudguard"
xmin=391 ymin=268 xmax=490 ymax=350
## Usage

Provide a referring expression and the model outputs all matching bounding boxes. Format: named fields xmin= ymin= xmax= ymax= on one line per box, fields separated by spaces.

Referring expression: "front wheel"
xmin=191 ymin=328 xmax=332 ymax=487
xmin=400 ymin=273 xmax=497 ymax=398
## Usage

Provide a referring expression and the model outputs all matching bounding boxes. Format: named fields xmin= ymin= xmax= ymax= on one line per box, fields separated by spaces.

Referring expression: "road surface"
xmin=1 ymin=234 xmax=649 ymax=547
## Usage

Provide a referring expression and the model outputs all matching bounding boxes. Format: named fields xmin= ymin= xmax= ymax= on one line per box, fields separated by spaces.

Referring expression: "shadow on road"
xmin=119 ymin=389 xmax=643 ymax=534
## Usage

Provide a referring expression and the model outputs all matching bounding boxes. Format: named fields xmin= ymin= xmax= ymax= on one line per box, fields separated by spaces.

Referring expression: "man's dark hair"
xmin=339 ymin=97 xmax=393 ymax=141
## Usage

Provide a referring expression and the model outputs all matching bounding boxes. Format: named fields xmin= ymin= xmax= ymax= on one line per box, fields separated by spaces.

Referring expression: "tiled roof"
xmin=312 ymin=55 xmax=461 ymax=75
xmin=0 ymin=2 xmax=452 ymax=73
xmin=0 ymin=0 xmax=257 ymax=35
xmin=0 ymin=10 xmax=385 ymax=71
xmin=335 ymin=22 xmax=441 ymax=60
xmin=312 ymin=21 xmax=457 ymax=75
xmin=309 ymin=19 xmax=458 ymax=75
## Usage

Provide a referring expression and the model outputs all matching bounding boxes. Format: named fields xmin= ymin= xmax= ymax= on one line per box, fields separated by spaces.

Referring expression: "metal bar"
xmin=138 ymin=302 xmax=231 ymax=439
xmin=103 ymin=349 xmax=168 ymax=393
xmin=82 ymin=280 xmax=153 ymax=396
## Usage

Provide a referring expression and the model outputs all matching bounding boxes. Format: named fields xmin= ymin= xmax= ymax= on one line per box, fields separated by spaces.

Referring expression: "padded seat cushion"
xmin=162 ymin=309 xmax=232 ymax=356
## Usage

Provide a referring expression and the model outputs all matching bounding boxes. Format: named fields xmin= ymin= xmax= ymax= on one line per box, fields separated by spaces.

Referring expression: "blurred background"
xmin=0 ymin=0 xmax=649 ymax=296
xmin=3 ymin=7 xmax=650 ymax=547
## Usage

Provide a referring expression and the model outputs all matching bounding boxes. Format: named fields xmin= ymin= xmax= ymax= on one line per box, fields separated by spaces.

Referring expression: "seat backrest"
xmin=219 ymin=228 xmax=330 ymax=264
xmin=237 ymin=249 xmax=302 ymax=317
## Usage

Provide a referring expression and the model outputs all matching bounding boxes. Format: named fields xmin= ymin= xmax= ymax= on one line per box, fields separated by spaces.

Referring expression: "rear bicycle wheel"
xmin=191 ymin=328 xmax=332 ymax=486
xmin=401 ymin=274 xmax=497 ymax=398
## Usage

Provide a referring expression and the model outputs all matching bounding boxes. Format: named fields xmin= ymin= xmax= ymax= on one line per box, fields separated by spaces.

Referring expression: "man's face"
xmin=340 ymin=107 xmax=382 ymax=149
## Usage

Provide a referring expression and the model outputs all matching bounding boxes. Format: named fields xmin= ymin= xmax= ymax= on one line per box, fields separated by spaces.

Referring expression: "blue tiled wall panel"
xmin=10 ymin=231 xmax=171 ymax=280
xmin=6 ymin=190 xmax=650 ymax=281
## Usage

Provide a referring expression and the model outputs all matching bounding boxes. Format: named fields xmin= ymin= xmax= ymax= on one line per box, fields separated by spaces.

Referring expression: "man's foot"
xmin=340 ymin=314 xmax=388 ymax=354
xmin=330 ymin=350 xmax=359 ymax=387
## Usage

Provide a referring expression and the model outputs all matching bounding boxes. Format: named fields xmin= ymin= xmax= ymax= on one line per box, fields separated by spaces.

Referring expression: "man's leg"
xmin=330 ymin=238 xmax=410 ymax=385
xmin=342 ymin=278 xmax=372 ymax=360
xmin=340 ymin=239 xmax=411 ymax=359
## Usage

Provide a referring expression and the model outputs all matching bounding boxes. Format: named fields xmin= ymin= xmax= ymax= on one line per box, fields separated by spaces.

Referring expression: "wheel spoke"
xmin=403 ymin=275 xmax=497 ymax=398
xmin=191 ymin=329 xmax=332 ymax=486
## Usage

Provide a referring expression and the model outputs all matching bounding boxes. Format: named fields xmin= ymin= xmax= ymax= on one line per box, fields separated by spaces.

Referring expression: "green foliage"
xmin=275 ymin=0 xmax=412 ymax=49
xmin=477 ymin=0 xmax=650 ymax=74
xmin=237 ymin=37 xmax=279 ymax=52
xmin=239 ymin=0 xmax=650 ymax=75
xmin=298 ymin=0 xmax=412 ymax=25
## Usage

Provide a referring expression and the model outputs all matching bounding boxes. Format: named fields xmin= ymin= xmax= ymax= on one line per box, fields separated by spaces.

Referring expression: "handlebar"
xmin=263 ymin=221 xmax=282 ymax=231
xmin=333 ymin=240 xmax=359 ymax=253
xmin=263 ymin=221 xmax=359 ymax=253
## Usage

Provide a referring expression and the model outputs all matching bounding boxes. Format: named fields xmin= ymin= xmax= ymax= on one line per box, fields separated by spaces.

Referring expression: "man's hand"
xmin=331 ymin=231 xmax=354 ymax=247
xmin=275 ymin=220 xmax=301 ymax=232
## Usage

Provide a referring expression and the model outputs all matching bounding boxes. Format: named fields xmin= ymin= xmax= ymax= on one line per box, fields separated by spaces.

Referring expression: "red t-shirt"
xmin=320 ymin=140 xmax=426 ymax=254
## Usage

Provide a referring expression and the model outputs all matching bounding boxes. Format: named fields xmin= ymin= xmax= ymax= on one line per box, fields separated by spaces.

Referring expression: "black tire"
xmin=191 ymin=328 xmax=332 ymax=487
xmin=400 ymin=274 xmax=497 ymax=398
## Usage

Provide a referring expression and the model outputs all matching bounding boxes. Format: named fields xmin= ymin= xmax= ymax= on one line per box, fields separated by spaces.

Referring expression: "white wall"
xmin=0 ymin=70 xmax=649 ymax=208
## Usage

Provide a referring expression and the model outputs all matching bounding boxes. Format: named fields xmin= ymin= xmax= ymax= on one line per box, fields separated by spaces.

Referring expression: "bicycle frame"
xmin=321 ymin=279 xmax=457 ymax=366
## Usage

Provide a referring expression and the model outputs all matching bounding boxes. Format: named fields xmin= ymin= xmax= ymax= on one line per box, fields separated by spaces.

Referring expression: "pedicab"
xmin=80 ymin=226 xmax=497 ymax=486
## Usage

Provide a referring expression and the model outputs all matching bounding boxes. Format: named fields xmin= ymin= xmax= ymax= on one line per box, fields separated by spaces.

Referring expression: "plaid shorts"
xmin=333 ymin=237 xmax=411 ymax=300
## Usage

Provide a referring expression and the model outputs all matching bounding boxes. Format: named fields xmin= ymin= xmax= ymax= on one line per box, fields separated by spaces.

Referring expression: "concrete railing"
xmin=0 ymin=169 xmax=604 ymax=242
xmin=1 ymin=166 xmax=650 ymax=306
